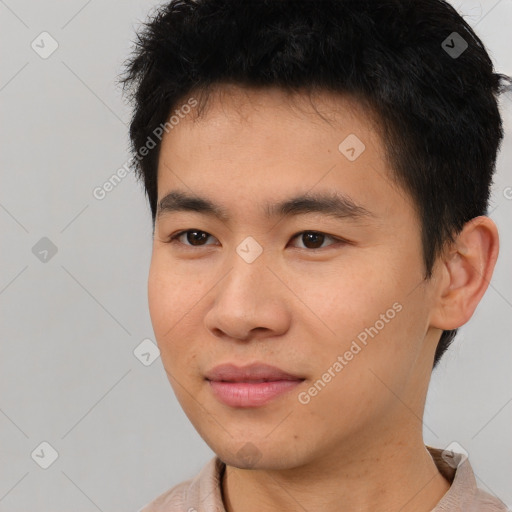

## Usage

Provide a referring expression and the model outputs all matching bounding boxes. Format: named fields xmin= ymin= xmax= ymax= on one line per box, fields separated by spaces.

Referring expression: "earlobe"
xmin=429 ymin=216 xmax=499 ymax=331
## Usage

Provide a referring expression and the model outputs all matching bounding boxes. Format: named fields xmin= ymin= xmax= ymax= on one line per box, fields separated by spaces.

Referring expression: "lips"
xmin=205 ymin=363 xmax=305 ymax=407
xmin=204 ymin=363 xmax=304 ymax=383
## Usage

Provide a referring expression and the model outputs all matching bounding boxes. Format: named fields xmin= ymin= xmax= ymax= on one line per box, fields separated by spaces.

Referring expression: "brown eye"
xmin=290 ymin=231 xmax=340 ymax=250
xmin=170 ymin=229 xmax=217 ymax=246
xmin=167 ymin=229 xmax=345 ymax=251
xmin=303 ymin=232 xmax=324 ymax=249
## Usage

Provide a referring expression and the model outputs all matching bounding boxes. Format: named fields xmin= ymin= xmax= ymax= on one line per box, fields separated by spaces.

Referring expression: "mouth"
xmin=205 ymin=362 xmax=304 ymax=382
xmin=214 ymin=378 xmax=293 ymax=383
xmin=207 ymin=380 xmax=305 ymax=408
xmin=205 ymin=363 xmax=305 ymax=407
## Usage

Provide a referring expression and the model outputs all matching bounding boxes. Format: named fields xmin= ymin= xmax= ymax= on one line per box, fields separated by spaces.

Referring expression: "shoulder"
xmin=471 ymin=488 xmax=510 ymax=512
xmin=426 ymin=445 xmax=510 ymax=512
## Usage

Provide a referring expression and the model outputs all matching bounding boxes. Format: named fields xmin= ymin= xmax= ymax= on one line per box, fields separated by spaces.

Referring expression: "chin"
xmin=211 ymin=439 xmax=307 ymax=471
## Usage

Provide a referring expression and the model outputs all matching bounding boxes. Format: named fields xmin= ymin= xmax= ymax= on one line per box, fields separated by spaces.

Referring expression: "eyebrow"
xmin=156 ymin=190 xmax=374 ymax=223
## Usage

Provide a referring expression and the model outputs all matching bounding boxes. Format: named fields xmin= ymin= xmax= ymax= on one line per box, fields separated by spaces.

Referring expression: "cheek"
xmin=148 ymin=250 xmax=198 ymax=320
xmin=290 ymin=263 xmax=394 ymax=333
xmin=147 ymin=254 xmax=204 ymax=356
xmin=301 ymin=263 xmax=424 ymax=370
xmin=148 ymin=262 xmax=207 ymax=408
xmin=148 ymin=260 xmax=175 ymax=336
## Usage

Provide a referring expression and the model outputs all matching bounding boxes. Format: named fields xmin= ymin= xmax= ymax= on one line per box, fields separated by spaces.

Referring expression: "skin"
xmin=148 ymin=83 xmax=499 ymax=512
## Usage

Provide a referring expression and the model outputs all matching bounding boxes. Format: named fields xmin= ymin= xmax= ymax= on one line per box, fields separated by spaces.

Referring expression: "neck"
xmin=221 ymin=434 xmax=451 ymax=512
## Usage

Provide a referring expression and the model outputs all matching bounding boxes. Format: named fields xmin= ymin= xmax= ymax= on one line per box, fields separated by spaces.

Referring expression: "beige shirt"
xmin=139 ymin=446 xmax=509 ymax=512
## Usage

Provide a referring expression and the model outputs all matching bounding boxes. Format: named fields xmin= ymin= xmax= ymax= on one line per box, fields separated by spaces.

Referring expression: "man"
xmin=119 ymin=0 xmax=510 ymax=510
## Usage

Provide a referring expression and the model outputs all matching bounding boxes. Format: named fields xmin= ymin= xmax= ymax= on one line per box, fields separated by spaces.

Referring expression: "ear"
xmin=429 ymin=216 xmax=499 ymax=330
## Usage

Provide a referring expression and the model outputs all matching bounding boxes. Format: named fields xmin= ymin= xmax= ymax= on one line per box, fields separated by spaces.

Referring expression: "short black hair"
xmin=118 ymin=0 xmax=510 ymax=369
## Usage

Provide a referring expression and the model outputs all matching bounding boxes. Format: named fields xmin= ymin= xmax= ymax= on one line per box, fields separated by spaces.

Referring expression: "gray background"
xmin=0 ymin=0 xmax=511 ymax=510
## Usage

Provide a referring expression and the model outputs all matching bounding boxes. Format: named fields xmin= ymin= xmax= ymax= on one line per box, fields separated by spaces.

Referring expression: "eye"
xmin=168 ymin=229 xmax=218 ymax=247
xmin=289 ymin=231 xmax=343 ymax=250
xmin=167 ymin=229 xmax=344 ymax=250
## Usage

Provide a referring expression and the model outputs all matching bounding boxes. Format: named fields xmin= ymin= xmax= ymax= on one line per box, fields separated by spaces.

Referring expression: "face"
xmin=148 ymin=84 xmax=442 ymax=470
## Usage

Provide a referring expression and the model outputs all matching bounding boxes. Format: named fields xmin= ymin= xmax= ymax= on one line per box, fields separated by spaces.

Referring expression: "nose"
xmin=203 ymin=255 xmax=292 ymax=342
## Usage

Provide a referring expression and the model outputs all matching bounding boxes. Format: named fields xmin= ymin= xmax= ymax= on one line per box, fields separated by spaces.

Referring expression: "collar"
xmin=143 ymin=445 xmax=508 ymax=511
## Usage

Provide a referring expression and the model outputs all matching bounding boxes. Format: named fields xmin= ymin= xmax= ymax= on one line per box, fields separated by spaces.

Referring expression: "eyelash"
xmin=165 ymin=229 xmax=348 ymax=251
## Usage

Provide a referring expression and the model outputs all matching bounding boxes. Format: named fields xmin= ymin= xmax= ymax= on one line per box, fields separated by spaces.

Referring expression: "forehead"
xmin=156 ymin=84 xmax=411 ymax=221
xmin=159 ymin=84 xmax=382 ymax=172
